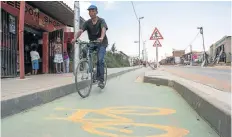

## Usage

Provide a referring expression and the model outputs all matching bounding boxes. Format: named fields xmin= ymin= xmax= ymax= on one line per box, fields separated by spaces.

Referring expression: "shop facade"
xmin=209 ymin=36 xmax=231 ymax=63
xmin=1 ymin=1 xmax=84 ymax=78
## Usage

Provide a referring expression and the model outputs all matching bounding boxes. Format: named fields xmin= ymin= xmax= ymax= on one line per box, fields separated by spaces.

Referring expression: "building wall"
xmin=209 ymin=44 xmax=215 ymax=59
xmin=214 ymin=36 xmax=231 ymax=63
xmin=172 ymin=50 xmax=185 ymax=57
xmin=224 ymin=37 xmax=231 ymax=62
xmin=1 ymin=1 xmax=65 ymax=32
xmin=1 ymin=1 xmax=88 ymax=76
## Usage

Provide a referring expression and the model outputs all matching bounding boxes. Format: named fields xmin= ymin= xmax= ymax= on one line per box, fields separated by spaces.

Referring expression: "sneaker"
xmin=98 ymin=81 xmax=105 ymax=89
xmin=92 ymin=79 xmax=97 ymax=84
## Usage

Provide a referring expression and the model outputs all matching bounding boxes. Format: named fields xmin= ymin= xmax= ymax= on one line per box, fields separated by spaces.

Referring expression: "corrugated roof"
xmin=28 ymin=1 xmax=85 ymax=27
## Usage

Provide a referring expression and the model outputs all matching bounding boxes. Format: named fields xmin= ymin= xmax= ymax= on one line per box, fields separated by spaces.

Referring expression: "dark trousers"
xmin=84 ymin=44 xmax=106 ymax=82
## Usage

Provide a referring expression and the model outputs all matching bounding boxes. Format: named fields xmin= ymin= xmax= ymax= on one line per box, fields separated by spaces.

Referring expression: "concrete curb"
xmin=143 ymin=76 xmax=231 ymax=137
xmin=1 ymin=67 xmax=141 ymax=119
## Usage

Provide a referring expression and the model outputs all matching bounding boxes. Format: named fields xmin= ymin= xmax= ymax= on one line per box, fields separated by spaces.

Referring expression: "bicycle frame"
xmin=76 ymin=40 xmax=106 ymax=82
xmin=80 ymin=43 xmax=96 ymax=74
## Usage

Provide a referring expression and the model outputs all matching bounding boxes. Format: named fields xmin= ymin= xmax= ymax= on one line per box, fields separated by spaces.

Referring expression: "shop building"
xmin=1 ymin=1 xmax=85 ymax=78
xmin=172 ymin=50 xmax=185 ymax=64
xmin=209 ymin=36 xmax=231 ymax=63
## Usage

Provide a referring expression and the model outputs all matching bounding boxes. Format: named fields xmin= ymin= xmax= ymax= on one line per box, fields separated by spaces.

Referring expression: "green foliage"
xmin=86 ymin=51 xmax=130 ymax=68
xmin=111 ymin=43 xmax=116 ymax=53
xmin=105 ymin=51 xmax=130 ymax=68
xmin=69 ymin=44 xmax=130 ymax=69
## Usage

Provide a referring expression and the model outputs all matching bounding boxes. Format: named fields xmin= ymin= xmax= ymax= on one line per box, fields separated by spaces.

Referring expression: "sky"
xmin=63 ymin=1 xmax=231 ymax=61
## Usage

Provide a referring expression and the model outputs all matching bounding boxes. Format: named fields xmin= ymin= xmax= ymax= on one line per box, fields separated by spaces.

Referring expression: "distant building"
xmin=182 ymin=51 xmax=202 ymax=63
xmin=172 ymin=50 xmax=185 ymax=64
xmin=128 ymin=56 xmax=138 ymax=66
xmin=172 ymin=50 xmax=185 ymax=57
xmin=119 ymin=51 xmax=129 ymax=60
xmin=210 ymin=36 xmax=231 ymax=63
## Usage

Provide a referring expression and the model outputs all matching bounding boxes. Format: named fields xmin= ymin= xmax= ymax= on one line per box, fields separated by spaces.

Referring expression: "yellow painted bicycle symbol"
xmin=46 ymin=106 xmax=189 ymax=137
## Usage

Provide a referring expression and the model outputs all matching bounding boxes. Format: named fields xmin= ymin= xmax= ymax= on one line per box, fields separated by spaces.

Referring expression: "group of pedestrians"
xmin=30 ymin=37 xmax=70 ymax=75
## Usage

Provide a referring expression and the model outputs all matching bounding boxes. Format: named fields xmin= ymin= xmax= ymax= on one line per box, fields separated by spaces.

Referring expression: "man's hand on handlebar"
xmin=71 ymin=38 xmax=76 ymax=45
xmin=97 ymin=37 xmax=103 ymax=43
xmin=71 ymin=39 xmax=101 ymax=45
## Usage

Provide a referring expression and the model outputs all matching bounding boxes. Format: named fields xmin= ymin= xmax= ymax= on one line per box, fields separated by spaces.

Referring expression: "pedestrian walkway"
xmin=1 ymin=66 xmax=140 ymax=118
xmin=159 ymin=66 xmax=231 ymax=92
xmin=2 ymin=68 xmax=219 ymax=137
xmin=145 ymin=69 xmax=231 ymax=110
xmin=144 ymin=68 xmax=231 ymax=137
xmin=1 ymin=67 xmax=138 ymax=101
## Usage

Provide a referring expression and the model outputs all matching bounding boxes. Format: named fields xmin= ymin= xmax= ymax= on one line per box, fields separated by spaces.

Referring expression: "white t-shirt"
xmin=30 ymin=51 xmax=40 ymax=61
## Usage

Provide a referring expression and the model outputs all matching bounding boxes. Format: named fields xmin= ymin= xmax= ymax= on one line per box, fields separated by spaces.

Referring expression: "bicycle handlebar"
xmin=75 ymin=40 xmax=101 ymax=44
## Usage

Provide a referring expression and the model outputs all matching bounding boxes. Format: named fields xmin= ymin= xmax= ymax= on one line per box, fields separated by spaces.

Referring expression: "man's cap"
xmin=87 ymin=5 xmax=98 ymax=10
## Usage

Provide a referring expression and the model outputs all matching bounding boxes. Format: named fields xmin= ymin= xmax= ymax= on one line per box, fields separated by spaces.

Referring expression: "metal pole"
xmin=198 ymin=27 xmax=207 ymax=66
xmin=201 ymin=31 xmax=207 ymax=65
xmin=143 ymin=41 xmax=145 ymax=61
xmin=19 ymin=1 xmax=25 ymax=79
xmin=74 ymin=1 xmax=80 ymax=74
xmin=139 ymin=19 xmax=140 ymax=60
xmin=156 ymin=41 xmax=158 ymax=68
xmin=201 ymin=28 xmax=206 ymax=54
xmin=190 ymin=44 xmax=193 ymax=66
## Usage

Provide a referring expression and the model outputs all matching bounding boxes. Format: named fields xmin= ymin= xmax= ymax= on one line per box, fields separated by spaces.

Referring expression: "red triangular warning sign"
xmin=150 ymin=27 xmax=163 ymax=40
xmin=153 ymin=39 xmax=162 ymax=47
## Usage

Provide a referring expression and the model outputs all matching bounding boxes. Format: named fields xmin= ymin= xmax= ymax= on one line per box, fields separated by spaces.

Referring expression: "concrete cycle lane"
xmin=2 ymin=68 xmax=219 ymax=137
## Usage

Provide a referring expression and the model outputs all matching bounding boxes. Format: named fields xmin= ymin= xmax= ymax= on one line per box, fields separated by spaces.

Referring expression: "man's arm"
xmin=74 ymin=30 xmax=84 ymax=41
xmin=100 ymin=19 xmax=108 ymax=39
xmin=72 ymin=21 xmax=88 ymax=42
xmin=100 ymin=27 xmax=106 ymax=39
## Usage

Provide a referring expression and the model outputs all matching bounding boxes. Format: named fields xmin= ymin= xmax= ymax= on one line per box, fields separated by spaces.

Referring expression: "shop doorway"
xmin=24 ymin=25 xmax=44 ymax=75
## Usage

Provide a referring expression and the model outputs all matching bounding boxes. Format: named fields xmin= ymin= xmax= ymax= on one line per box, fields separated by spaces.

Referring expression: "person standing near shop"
xmin=30 ymin=44 xmax=40 ymax=75
xmin=54 ymin=37 xmax=63 ymax=73
xmin=63 ymin=51 xmax=70 ymax=73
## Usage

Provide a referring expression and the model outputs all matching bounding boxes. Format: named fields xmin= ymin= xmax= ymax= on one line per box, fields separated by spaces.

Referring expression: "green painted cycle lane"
xmin=2 ymin=68 xmax=219 ymax=137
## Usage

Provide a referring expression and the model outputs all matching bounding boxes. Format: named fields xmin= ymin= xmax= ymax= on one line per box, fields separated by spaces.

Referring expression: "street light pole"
xmin=197 ymin=27 xmax=207 ymax=66
xmin=138 ymin=17 xmax=144 ymax=61
xmin=143 ymin=41 xmax=146 ymax=61
xmin=139 ymin=19 xmax=140 ymax=60
xmin=74 ymin=1 xmax=80 ymax=74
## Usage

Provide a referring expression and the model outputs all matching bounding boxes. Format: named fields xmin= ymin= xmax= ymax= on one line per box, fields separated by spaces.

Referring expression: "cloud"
xmin=103 ymin=1 xmax=116 ymax=10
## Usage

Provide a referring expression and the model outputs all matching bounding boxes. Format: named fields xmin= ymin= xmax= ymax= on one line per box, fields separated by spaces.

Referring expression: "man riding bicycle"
xmin=72 ymin=5 xmax=108 ymax=88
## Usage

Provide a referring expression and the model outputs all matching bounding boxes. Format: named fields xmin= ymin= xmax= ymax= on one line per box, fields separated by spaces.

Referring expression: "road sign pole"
xmin=156 ymin=40 xmax=159 ymax=68
xmin=150 ymin=27 xmax=163 ymax=68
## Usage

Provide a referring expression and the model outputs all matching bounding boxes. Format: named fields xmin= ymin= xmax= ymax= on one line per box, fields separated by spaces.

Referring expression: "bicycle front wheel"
xmin=103 ymin=62 xmax=108 ymax=87
xmin=75 ymin=60 xmax=93 ymax=98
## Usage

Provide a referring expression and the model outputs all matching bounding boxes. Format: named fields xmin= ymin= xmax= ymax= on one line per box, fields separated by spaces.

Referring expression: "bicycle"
xmin=74 ymin=40 xmax=108 ymax=98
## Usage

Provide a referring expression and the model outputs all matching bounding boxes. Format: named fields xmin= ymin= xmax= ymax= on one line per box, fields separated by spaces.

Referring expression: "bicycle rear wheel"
xmin=75 ymin=60 xmax=93 ymax=98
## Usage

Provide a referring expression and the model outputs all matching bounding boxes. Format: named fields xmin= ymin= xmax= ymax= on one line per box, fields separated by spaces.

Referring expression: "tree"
xmin=111 ymin=43 xmax=116 ymax=53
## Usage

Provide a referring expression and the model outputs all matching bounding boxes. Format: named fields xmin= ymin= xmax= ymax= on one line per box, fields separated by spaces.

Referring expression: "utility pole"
xmin=190 ymin=44 xmax=193 ymax=66
xmin=143 ymin=41 xmax=146 ymax=61
xmin=74 ymin=1 xmax=80 ymax=74
xmin=139 ymin=19 xmax=140 ymax=60
xmin=197 ymin=27 xmax=207 ymax=66
xmin=138 ymin=17 xmax=144 ymax=61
